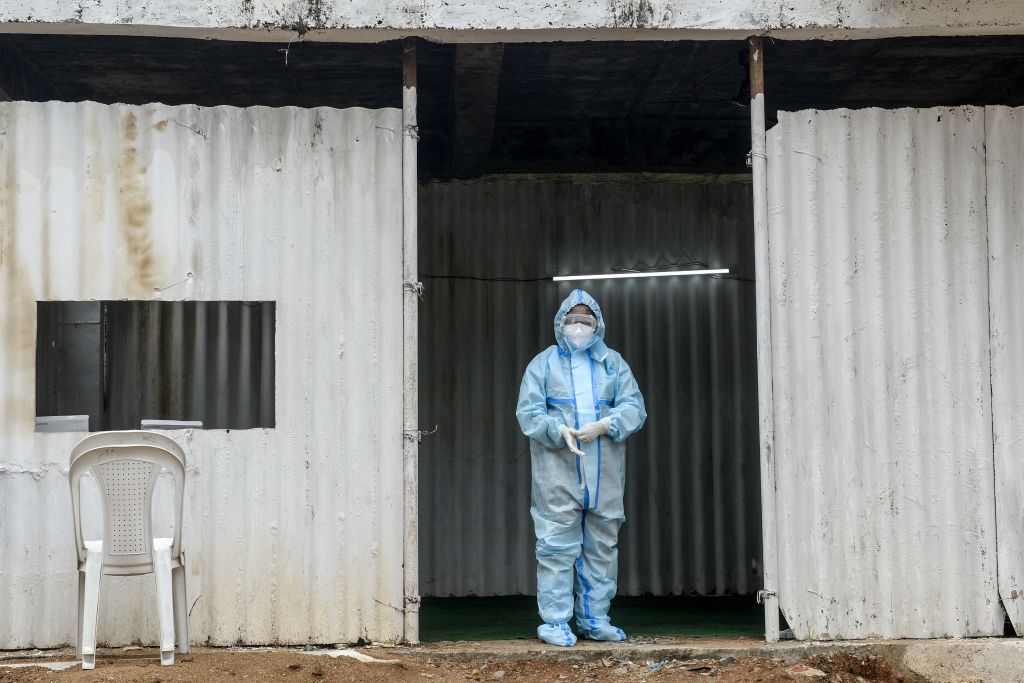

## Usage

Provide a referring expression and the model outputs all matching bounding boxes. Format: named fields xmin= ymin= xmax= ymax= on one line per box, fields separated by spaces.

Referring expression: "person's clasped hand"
xmin=575 ymin=417 xmax=612 ymax=443
xmin=557 ymin=424 xmax=585 ymax=456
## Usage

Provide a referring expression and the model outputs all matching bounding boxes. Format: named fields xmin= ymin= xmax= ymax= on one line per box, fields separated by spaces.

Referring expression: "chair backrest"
xmin=69 ymin=431 xmax=186 ymax=574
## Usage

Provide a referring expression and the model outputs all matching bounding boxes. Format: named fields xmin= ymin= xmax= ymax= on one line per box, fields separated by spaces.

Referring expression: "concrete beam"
xmin=0 ymin=1 xmax=1023 ymax=42
xmin=450 ymin=44 xmax=503 ymax=178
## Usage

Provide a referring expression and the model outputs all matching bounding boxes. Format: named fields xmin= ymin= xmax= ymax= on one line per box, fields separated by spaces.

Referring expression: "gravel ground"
xmin=0 ymin=647 xmax=921 ymax=682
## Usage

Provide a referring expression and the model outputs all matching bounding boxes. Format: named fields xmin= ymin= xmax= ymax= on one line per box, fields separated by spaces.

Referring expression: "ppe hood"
xmin=553 ymin=289 xmax=607 ymax=354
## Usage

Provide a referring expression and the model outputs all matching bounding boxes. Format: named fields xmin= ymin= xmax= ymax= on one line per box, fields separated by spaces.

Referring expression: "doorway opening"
xmin=416 ymin=39 xmax=764 ymax=641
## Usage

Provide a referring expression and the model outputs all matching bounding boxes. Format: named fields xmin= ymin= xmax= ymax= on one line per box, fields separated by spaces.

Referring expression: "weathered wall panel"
xmin=766 ymin=107 xmax=1002 ymax=639
xmin=988 ymin=105 xmax=1024 ymax=636
xmin=0 ymin=101 xmax=405 ymax=648
xmin=418 ymin=177 xmax=762 ymax=597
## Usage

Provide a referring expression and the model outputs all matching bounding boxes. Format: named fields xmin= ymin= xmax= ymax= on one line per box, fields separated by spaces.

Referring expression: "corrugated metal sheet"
xmin=418 ymin=176 xmax=762 ymax=597
xmin=988 ymin=106 xmax=1024 ymax=637
xmin=0 ymin=101 xmax=406 ymax=647
xmin=766 ymin=107 xmax=1003 ymax=639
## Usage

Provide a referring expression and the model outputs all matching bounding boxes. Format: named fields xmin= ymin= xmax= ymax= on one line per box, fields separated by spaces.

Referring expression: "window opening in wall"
xmin=36 ymin=301 xmax=275 ymax=432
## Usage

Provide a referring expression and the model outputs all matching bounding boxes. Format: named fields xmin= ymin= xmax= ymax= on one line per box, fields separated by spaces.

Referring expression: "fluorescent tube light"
xmin=553 ymin=268 xmax=729 ymax=282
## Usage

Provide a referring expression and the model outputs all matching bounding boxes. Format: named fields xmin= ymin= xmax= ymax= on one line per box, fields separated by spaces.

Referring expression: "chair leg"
xmin=153 ymin=545 xmax=176 ymax=665
xmin=172 ymin=565 xmax=189 ymax=654
xmin=80 ymin=551 xmax=102 ymax=670
xmin=76 ymin=571 xmax=86 ymax=660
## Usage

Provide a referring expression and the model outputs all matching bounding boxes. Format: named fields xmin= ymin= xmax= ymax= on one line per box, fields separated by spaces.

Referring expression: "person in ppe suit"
xmin=516 ymin=289 xmax=647 ymax=646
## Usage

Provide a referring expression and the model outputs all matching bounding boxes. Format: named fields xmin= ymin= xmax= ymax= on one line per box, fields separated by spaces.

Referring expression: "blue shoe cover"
xmin=537 ymin=622 xmax=577 ymax=647
xmin=579 ymin=624 xmax=626 ymax=641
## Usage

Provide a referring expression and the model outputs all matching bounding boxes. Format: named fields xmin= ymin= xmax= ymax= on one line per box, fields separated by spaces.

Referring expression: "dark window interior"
xmin=36 ymin=301 xmax=275 ymax=431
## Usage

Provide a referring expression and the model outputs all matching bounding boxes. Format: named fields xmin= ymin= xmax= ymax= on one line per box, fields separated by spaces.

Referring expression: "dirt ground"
xmin=0 ymin=648 xmax=920 ymax=682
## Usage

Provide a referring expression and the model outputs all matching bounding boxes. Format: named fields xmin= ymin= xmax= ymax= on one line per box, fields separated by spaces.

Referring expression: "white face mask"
xmin=564 ymin=323 xmax=595 ymax=349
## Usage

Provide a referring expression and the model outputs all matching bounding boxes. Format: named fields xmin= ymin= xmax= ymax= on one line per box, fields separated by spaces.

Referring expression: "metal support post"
xmin=749 ymin=35 xmax=781 ymax=643
xmin=401 ymin=36 xmax=421 ymax=645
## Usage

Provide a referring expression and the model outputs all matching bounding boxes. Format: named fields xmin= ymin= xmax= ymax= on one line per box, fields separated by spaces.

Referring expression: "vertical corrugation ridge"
xmin=418 ymin=177 xmax=761 ymax=598
xmin=768 ymin=107 xmax=1003 ymax=640
xmin=0 ymin=102 xmax=405 ymax=648
xmin=988 ymin=106 xmax=1024 ymax=636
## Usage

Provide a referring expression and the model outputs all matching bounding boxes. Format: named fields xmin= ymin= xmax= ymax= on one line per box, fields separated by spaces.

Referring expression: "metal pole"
xmin=401 ymin=37 xmax=421 ymax=645
xmin=749 ymin=35 xmax=780 ymax=643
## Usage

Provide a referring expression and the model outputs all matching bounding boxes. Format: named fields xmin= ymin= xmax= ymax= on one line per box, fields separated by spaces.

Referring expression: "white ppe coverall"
xmin=516 ymin=289 xmax=647 ymax=644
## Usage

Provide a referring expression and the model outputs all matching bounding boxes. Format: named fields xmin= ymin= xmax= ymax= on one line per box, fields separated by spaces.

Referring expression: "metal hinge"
xmin=756 ymin=589 xmax=777 ymax=604
xmin=404 ymin=426 xmax=438 ymax=443
xmin=403 ymin=281 xmax=425 ymax=300
xmin=746 ymin=151 xmax=753 ymax=168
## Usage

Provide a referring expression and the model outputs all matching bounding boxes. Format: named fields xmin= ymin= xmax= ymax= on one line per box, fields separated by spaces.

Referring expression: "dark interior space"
xmin=415 ymin=177 xmax=761 ymax=641
xmin=2 ymin=34 xmax=1024 ymax=178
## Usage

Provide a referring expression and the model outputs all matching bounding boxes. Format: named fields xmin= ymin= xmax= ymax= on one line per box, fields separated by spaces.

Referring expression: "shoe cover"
xmin=537 ymin=622 xmax=577 ymax=647
xmin=579 ymin=623 xmax=626 ymax=641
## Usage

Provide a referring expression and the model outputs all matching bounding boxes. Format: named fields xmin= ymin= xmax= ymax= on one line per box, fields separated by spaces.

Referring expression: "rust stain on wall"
xmin=0 ymin=110 xmax=38 ymax=434
xmin=82 ymin=111 xmax=107 ymax=295
xmin=118 ymin=111 xmax=159 ymax=297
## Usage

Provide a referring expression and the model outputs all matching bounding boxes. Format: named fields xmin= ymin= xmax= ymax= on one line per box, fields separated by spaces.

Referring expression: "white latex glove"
xmin=558 ymin=424 xmax=585 ymax=456
xmin=575 ymin=417 xmax=612 ymax=443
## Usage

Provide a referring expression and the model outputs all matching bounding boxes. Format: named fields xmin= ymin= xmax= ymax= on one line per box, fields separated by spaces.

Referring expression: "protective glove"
xmin=558 ymin=424 xmax=585 ymax=456
xmin=575 ymin=417 xmax=612 ymax=443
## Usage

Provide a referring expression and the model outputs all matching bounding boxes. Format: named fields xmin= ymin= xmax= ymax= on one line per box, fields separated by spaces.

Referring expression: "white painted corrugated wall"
xmin=0 ymin=101 xmax=406 ymax=648
xmin=766 ymin=106 xmax=1005 ymax=639
xmin=988 ymin=106 xmax=1024 ymax=637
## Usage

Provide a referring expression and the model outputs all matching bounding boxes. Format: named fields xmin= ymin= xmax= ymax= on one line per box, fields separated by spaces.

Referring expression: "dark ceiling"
xmin=1 ymin=34 xmax=1023 ymax=178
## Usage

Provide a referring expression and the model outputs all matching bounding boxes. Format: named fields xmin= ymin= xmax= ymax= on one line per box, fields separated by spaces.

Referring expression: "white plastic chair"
xmin=69 ymin=431 xmax=189 ymax=669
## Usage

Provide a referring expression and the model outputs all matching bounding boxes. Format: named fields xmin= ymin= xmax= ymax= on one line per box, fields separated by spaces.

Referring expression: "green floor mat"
xmin=420 ymin=595 xmax=766 ymax=642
